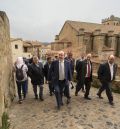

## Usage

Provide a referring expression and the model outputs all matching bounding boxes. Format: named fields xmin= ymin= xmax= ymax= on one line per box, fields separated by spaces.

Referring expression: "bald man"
xmin=97 ymin=55 xmax=117 ymax=105
xmin=48 ymin=51 xmax=72 ymax=110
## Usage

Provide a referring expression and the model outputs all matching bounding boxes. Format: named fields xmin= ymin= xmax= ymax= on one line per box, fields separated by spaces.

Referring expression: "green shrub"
xmin=0 ymin=112 xmax=10 ymax=129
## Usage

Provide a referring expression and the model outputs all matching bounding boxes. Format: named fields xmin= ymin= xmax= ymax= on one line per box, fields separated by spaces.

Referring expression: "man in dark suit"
xmin=48 ymin=51 xmax=72 ymax=110
xmin=75 ymin=53 xmax=93 ymax=100
xmin=28 ymin=56 xmax=44 ymax=101
xmin=65 ymin=52 xmax=75 ymax=76
xmin=64 ymin=52 xmax=75 ymax=96
xmin=76 ymin=53 xmax=86 ymax=69
xmin=97 ymin=55 xmax=117 ymax=105
xmin=44 ymin=56 xmax=54 ymax=96
xmin=75 ymin=53 xmax=86 ymax=92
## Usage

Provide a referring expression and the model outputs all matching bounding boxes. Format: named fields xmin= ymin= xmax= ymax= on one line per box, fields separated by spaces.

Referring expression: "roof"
xmin=51 ymin=38 xmax=71 ymax=44
xmin=10 ymin=38 xmax=23 ymax=42
xmin=23 ymin=41 xmax=42 ymax=47
xmin=64 ymin=20 xmax=120 ymax=34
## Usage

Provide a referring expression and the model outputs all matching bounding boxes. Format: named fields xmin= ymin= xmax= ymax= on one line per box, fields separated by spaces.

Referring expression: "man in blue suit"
xmin=48 ymin=51 xmax=72 ymax=110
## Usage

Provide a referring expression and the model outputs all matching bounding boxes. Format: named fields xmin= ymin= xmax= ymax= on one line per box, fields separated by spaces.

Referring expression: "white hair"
xmin=59 ymin=51 xmax=64 ymax=55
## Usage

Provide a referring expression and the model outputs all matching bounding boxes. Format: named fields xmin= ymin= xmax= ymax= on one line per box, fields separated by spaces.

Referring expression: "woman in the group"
xmin=14 ymin=57 xmax=28 ymax=104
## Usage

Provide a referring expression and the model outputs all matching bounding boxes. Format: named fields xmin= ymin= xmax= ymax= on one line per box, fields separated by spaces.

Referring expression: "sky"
xmin=0 ymin=0 xmax=120 ymax=42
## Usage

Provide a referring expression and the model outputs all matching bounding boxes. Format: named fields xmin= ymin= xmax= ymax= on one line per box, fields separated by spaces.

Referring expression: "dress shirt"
xmin=59 ymin=60 xmax=65 ymax=80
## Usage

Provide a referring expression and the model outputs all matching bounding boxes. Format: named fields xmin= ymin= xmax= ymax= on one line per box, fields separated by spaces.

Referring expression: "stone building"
xmin=51 ymin=39 xmax=72 ymax=51
xmin=11 ymin=39 xmax=42 ymax=62
xmin=23 ymin=40 xmax=42 ymax=58
xmin=0 ymin=11 xmax=15 ymax=126
xmin=11 ymin=38 xmax=31 ymax=62
xmin=40 ymin=43 xmax=51 ymax=59
xmin=52 ymin=15 xmax=120 ymax=58
xmin=102 ymin=15 xmax=120 ymax=26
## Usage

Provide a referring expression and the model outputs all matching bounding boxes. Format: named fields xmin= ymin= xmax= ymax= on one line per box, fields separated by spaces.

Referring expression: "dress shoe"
xmin=97 ymin=93 xmax=103 ymax=99
xmin=18 ymin=100 xmax=22 ymax=104
xmin=109 ymin=101 xmax=114 ymax=106
xmin=50 ymin=93 xmax=53 ymax=96
xmin=75 ymin=92 xmax=78 ymax=96
xmin=84 ymin=97 xmax=91 ymax=100
xmin=39 ymin=97 xmax=44 ymax=101
xmin=35 ymin=94 xmax=38 ymax=99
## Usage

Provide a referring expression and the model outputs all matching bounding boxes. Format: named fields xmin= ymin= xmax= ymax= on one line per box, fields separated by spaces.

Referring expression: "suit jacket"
xmin=75 ymin=59 xmax=82 ymax=72
xmin=48 ymin=60 xmax=72 ymax=84
xmin=65 ymin=57 xmax=75 ymax=76
xmin=98 ymin=62 xmax=117 ymax=83
xmin=44 ymin=62 xmax=51 ymax=81
xmin=76 ymin=59 xmax=93 ymax=82
xmin=28 ymin=62 xmax=44 ymax=85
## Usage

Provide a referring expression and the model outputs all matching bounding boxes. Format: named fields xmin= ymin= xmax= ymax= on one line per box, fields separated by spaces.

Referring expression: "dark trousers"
xmin=64 ymin=83 xmax=70 ymax=98
xmin=16 ymin=80 xmax=27 ymax=100
xmin=33 ymin=85 xmax=43 ymax=98
xmin=25 ymin=79 xmax=28 ymax=93
xmin=84 ymin=78 xmax=91 ymax=97
xmin=75 ymin=80 xmax=84 ymax=93
xmin=82 ymin=85 xmax=85 ymax=91
xmin=54 ymin=80 xmax=69 ymax=107
xmin=97 ymin=81 xmax=113 ymax=102
xmin=75 ymin=77 xmax=91 ymax=97
xmin=48 ymin=82 xmax=54 ymax=94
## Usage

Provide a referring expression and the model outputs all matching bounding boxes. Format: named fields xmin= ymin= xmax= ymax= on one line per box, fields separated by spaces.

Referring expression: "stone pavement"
xmin=9 ymin=82 xmax=120 ymax=129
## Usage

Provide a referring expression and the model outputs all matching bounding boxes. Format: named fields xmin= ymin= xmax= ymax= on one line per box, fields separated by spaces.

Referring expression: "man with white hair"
xmin=97 ymin=55 xmax=117 ymax=105
xmin=28 ymin=56 xmax=44 ymax=101
xmin=48 ymin=51 xmax=72 ymax=110
xmin=75 ymin=53 xmax=93 ymax=100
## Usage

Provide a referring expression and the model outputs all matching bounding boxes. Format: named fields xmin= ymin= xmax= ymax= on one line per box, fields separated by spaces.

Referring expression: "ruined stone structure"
xmin=52 ymin=15 xmax=120 ymax=58
xmin=0 ymin=11 xmax=15 ymax=126
xmin=11 ymin=38 xmax=32 ymax=63
xmin=11 ymin=38 xmax=44 ymax=62
xmin=51 ymin=38 xmax=71 ymax=51
xmin=102 ymin=15 xmax=120 ymax=26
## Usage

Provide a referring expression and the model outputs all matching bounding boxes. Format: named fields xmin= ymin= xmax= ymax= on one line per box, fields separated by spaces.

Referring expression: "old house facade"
xmin=23 ymin=40 xmax=42 ymax=58
xmin=11 ymin=39 xmax=42 ymax=62
xmin=11 ymin=38 xmax=32 ymax=62
xmin=52 ymin=15 xmax=120 ymax=58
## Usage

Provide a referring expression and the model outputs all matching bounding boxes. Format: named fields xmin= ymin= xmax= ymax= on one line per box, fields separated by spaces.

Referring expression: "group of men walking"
xmin=14 ymin=51 xmax=117 ymax=110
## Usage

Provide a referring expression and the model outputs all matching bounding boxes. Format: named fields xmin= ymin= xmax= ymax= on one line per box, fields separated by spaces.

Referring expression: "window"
xmin=24 ymin=47 xmax=27 ymax=52
xmin=15 ymin=44 xmax=18 ymax=49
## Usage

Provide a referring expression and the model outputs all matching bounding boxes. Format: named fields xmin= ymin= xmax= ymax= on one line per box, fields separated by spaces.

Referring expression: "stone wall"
xmin=0 ymin=11 xmax=15 ymax=126
xmin=58 ymin=22 xmax=78 ymax=47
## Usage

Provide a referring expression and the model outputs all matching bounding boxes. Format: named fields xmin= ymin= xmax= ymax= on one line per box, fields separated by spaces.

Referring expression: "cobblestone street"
xmin=9 ymin=82 xmax=120 ymax=129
